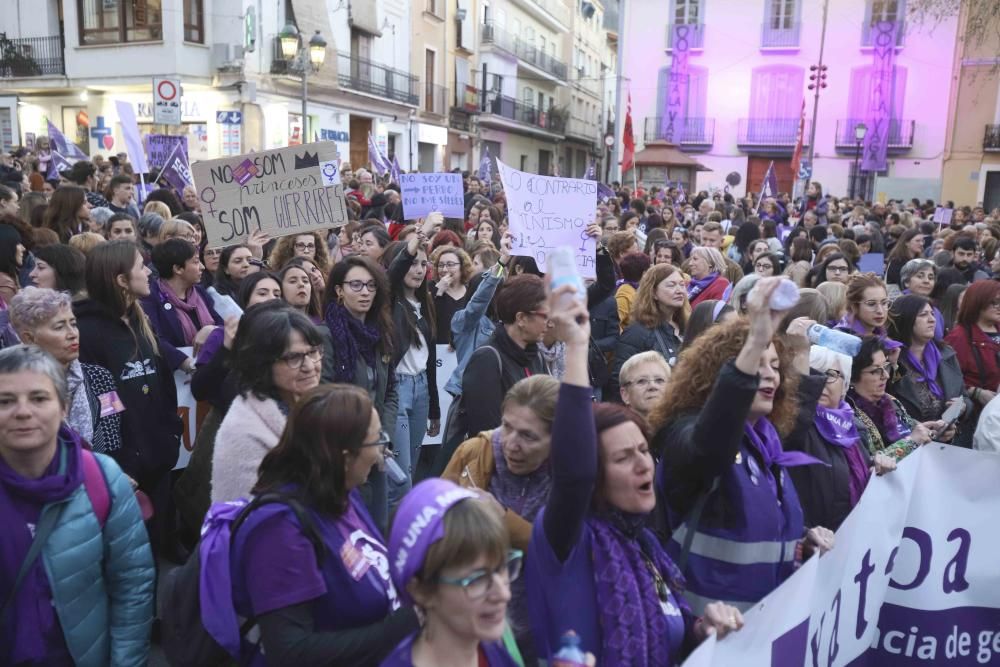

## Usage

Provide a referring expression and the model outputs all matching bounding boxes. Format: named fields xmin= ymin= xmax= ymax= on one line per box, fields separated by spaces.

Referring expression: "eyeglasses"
xmin=827 ymin=265 xmax=850 ymax=275
xmin=862 ymin=299 xmax=891 ymax=311
xmin=863 ymin=363 xmax=892 ymax=378
xmin=622 ymin=376 xmax=667 ymax=389
xmin=437 ymin=261 xmax=461 ymax=270
xmin=280 ymin=347 xmax=323 ymax=370
xmin=823 ymin=369 xmax=844 ymax=384
xmin=360 ymin=429 xmax=392 ymax=450
xmin=345 ymin=280 xmax=378 ymax=293
xmin=989 ymin=301 xmax=1000 ymax=310
xmin=294 ymin=242 xmax=316 ymax=251
xmin=754 ymin=262 xmax=773 ymax=271
xmin=438 ymin=549 xmax=523 ymax=600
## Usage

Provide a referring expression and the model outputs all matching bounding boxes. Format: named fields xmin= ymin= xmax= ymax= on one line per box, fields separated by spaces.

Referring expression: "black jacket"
xmin=388 ymin=246 xmax=440 ymax=420
xmin=587 ymin=248 xmax=619 ymax=357
xmin=890 ymin=342 xmax=972 ymax=423
xmin=460 ymin=325 xmax=547 ymax=436
xmin=74 ymin=298 xmax=183 ymax=480
xmin=607 ymin=321 xmax=683 ymax=400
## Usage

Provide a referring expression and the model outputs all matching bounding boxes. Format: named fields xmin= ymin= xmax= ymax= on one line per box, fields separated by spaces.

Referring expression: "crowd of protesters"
xmin=2 ymin=140 xmax=1000 ymax=666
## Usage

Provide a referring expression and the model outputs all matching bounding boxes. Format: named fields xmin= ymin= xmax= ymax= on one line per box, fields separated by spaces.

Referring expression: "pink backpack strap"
xmin=80 ymin=449 xmax=111 ymax=528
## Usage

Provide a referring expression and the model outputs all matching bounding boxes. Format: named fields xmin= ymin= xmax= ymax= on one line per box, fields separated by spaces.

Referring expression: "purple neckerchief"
xmin=850 ymin=391 xmax=911 ymax=443
xmin=487 ymin=429 xmax=550 ymax=522
xmin=589 ymin=511 xmax=688 ymax=667
xmin=905 ymin=343 xmax=944 ymax=399
xmin=834 ymin=315 xmax=903 ymax=350
xmin=615 ymin=278 xmax=639 ymax=290
xmin=686 ymin=272 xmax=718 ymax=300
xmin=744 ymin=418 xmax=825 ymax=472
xmin=814 ymin=402 xmax=870 ymax=505
xmin=199 ymin=499 xmax=250 ymax=658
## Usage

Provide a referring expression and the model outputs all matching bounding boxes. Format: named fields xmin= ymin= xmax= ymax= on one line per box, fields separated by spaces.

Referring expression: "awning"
xmin=349 ymin=0 xmax=383 ymax=37
xmin=633 ymin=140 xmax=711 ymax=171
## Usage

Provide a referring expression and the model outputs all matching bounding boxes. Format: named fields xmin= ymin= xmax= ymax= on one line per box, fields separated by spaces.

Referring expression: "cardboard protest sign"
xmin=192 ymin=141 xmax=349 ymax=248
xmin=933 ymin=207 xmax=954 ymax=226
xmin=496 ymin=160 xmax=597 ymax=278
xmin=400 ymin=172 xmax=464 ymax=220
xmin=145 ymin=134 xmax=188 ymax=169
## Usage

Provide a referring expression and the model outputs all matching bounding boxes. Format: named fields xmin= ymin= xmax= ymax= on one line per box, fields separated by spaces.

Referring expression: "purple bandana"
xmin=744 ymin=418 xmax=824 ymax=470
xmin=686 ymin=271 xmax=718 ymax=300
xmin=835 ymin=315 xmax=903 ymax=351
xmin=615 ymin=278 xmax=640 ymax=290
xmin=904 ymin=343 xmax=944 ymax=399
xmin=850 ymin=391 xmax=911 ymax=443
xmin=814 ymin=402 xmax=870 ymax=505
xmin=388 ymin=479 xmax=478 ymax=605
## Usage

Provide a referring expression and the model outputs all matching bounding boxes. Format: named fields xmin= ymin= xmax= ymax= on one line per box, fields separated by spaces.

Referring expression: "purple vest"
xmin=659 ymin=439 xmax=804 ymax=613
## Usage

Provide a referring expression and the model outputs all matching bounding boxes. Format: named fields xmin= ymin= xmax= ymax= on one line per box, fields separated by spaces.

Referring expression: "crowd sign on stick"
xmin=145 ymin=135 xmax=188 ymax=170
xmin=192 ymin=141 xmax=348 ymax=248
xmin=496 ymin=160 xmax=597 ymax=278
xmin=400 ymin=173 xmax=465 ymax=220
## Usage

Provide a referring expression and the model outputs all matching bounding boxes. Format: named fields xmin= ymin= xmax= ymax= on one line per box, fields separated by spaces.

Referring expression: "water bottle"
xmin=551 ymin=631 xmax=588 ymax=667
xmin=808 ymin=324 xmax=862 ymax=357
xmin=547 ymin=246 xmax=586 ymax=309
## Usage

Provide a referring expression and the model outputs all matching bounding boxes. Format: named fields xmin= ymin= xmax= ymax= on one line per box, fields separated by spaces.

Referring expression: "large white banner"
xmin=683 ymin=445 xmax=1000 ymax=666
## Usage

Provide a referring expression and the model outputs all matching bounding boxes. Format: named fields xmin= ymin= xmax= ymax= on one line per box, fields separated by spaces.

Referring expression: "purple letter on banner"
xmin=861 ymin=21 xmax=898 ymax=172
xmin=661 ymin=24 xmax=691 ymax=144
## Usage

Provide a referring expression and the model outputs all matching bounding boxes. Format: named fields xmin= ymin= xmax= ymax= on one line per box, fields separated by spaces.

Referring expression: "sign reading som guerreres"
xmin=192 ymin=141 xmax=348 ymax=248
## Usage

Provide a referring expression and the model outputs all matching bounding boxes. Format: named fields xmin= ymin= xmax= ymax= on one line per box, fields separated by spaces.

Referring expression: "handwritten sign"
xmin=496 ymin=159 xmax=597 ymax=278
xmin=932 ymin=207 xmax=954 ymax=226
xmin=400 ymin=173 xmax=464 ymax=220
xmin=144 ymin=134 xmax=188 ymax=169
xmin=191 ymin=141 xmax=349 ymax=248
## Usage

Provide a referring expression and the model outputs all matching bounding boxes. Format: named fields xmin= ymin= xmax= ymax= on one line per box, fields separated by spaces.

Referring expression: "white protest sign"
xmin=932 ymin=207 xmax=954 ymax=226
xmin=401 ymin=173 xmax=465 ymax=220
xmin=496 ymin=160 xmax=598 ymax=278
xmin=192 ymin=141 xmax=349 ymax=248
xmin=423 ymin=344 xmax=458 ymax=445
xmin=682 ymin=445 xmax=1000 ymax=666
xmin=173 ymin=346 xmax=211 ymax=470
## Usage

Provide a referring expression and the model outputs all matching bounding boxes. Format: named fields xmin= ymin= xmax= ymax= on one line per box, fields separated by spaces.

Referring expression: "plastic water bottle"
xmin=551 ymin=631 xmax=588 ymax=667
xmin=547 ymin=246 xmax=586 ymax=308
xmin=808 ymin=324 xmax=862 ymax=357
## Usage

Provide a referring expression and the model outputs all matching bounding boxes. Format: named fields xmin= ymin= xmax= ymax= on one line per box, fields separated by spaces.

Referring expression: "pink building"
xmin=614 ymin=0 xmax=959 ymax=202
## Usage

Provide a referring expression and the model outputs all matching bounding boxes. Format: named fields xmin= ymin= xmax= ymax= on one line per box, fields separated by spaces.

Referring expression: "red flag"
xmin=621 ymin=91 xmax=635 ymax=173
xmin=790 ymin=98 xmax=806 ymax=178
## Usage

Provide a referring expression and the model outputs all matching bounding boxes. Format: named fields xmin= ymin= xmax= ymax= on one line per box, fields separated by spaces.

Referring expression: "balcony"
xmin=481 ymin=21 xmax=568 ymax=82
xmin=861 ymin=20 xmax=905 ymax=47
xmin=424 ymin=82 xmax=448 ymax=116
xmin=336 ymin=52 xmax=420 ymax=106
xmin=481 ymin=94 xmax=566 ymax=135
xmin=834 ymin=119 xmax=914 ymax=152
xmin=449 ymin=85 xmax=479 ymax=132
xmin=565 ymin=116 xmax=601 ymax=146
xmin=665 ymin=23 xmax=705 ymax=51
xmin=642 ymin=117 xmax=715 ymax=149
xmin=510 ymin=0 xmax=570 ymax=31
xmin=737 ymin=118 xmax=811 ymax=151
xmin=760 ymin=22 xmax=800 ymax=49
xmin=0 ymin=34 xmax=64 ymax=77
xmin=985 ymin=125 xmax=1000 ymax=152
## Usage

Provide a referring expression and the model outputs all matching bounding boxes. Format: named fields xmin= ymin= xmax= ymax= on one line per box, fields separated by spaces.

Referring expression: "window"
xmin=426 ymin=0 xmax=441 ymax=17
xmin=672 ymin=0 xmax=702 ymax=24
xmin=655 ymin=64 xmax=709 ymax=141
xmin=523 ymin=87 xmax=534 ymax=106
xmin=351 ymin=29 xmax=372 ymax=61
xmin=749 ymin=65 xmax=804 ymax=119
xmin=863 ymin=0 xmax=905 ymax=45
xmin=183 ymin=0 xmax=203 ymax=43
xmin=846 ymin=65 xmax=907 ymax=142
xmin=456 ymin=0 xmax=473 ymax=50
xmin=766 ymin=0 xmax=798 ymax=29
xmin=78 ymin=0 xmax=163 ymax=45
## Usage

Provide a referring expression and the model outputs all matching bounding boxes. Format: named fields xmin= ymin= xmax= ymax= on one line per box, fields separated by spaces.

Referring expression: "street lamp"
xmin=851 ymin=122 xmax=867 ymax=201
xmin=280 ymin=23 xmax=327 ymax=142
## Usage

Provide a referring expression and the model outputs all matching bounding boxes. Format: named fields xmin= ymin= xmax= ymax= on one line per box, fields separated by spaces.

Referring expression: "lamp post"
xmin=280 ymin=23 xmax=327 ymax=143
xmin=851 ymin=122 xmax=868 ymax=201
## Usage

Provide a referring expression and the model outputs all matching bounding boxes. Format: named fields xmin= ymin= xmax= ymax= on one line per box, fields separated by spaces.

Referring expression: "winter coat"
xmin=140 ymin=280 xmax=223 ymax=371
xmin=210 ymin=393 xmax=286 ymax=503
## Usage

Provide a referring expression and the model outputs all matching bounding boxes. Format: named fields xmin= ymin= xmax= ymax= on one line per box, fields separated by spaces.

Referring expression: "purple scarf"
xmin=686 ymin=272 xmax=718 ymax=300
xmin=850 ymin=391 xmax=911 ymax=443
xmin=744 ymin=418 xmax=824 ymax=470
xmin=589 ymin=511 xmax=690 ymax=667
xmin=834 ymin=315 xmax=903 ymax=351
xmin=324 ymin=301 xmax=382 ymax=383
xmin=904 ymin=343 xmax=944 ymax=399
xmin=159 ymin=279 xmax=215 ymax=346
xmin=814 ymin=403 xmax=870 ymax=506
xmin=487 ymin=429 xmax=550 ymax=522
xmin=0 ymin=432 xmax=83 ymax=664
xmin=615 ymin=278 xmax=639 ymax=290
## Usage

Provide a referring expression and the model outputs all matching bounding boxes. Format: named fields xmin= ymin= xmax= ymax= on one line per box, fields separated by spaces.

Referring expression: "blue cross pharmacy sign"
xmin=217 ymin=111 xmax=243 ymax=125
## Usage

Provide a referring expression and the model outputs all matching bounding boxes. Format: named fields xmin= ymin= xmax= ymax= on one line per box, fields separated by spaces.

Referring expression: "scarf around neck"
xmin=744 ymin=417 xmax=824 ymax=470
xmin=158 ymin=278 xmax=214 ymax=346
xmin=850 ymin=391 xmax=911 ymax=443
xmin=65 ymin=360 xmax=94 ymax=444
xmin=487 ymin=429 xmax=551 ymax=522
xmin=904 ymin=343 xmax=943 ymax=399
xmin=835 ymin=315 xmax=903 ymax=351
xmin=814 ymin=402 xmax=870 ymax=506
xmin=686 ymin=271 xmax=718 ymax=300
xmin=588 ymin=510 xmax=689 ymax=667
xmin=324 ymin=301 xmax=382 ymax=383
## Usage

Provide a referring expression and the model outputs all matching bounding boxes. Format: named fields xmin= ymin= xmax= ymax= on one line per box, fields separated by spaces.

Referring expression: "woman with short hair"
xmin=686 ymin=247 xmax=730 ymax=307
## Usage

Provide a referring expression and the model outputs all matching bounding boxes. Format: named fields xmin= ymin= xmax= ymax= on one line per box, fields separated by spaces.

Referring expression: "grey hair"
xmin=137 ymin=212 xmax=165 ymax=240
xmin=899 ymin=258 xmax=936 ymax=288
xmin=9 ymin=287 xmax=72 ymax=335
xmin=728 ymin=273 xmax=761 ymax=313
xmin=0 ymin=345 xmax=69 ymax=407
xmin=809 ymin=345 xmax=852 ymax=400
xmin=89 ymin=206 xmax=115 ymax=228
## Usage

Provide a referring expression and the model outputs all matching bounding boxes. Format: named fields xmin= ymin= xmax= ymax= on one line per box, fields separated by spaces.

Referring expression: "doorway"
xmin=747 ymin=157 xmax=794 ymax=196
xmin=349 ymin=116 xmax=372 ymax=171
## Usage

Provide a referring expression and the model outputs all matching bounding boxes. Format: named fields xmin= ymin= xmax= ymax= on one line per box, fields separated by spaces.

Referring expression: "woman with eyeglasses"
xmin=324 ymin=256 xmax=398 ymax=531
xmin=430 ymin=245 xmax=473 ymax=345
xmin=385 ymin=478 xmax=521 ymax=666
xmin=847 ymin=336 xmax=943 ymax=462
xmin=944 ymin=280 xmax=1000 ymax=420
xmin=753 ymin=252 xmax=782 ymax=278
xmin=806 ymin=252 xmax=854 ymax=288
xmin=211 ymin=384 xmax=418 ymax=667
xmin=268 ymin=232 xmax=332 ymax=278
xmin=834 ymin=273 xmax=903 ymax=360
xmin=787 ymin=346 xmax=896 ymax=532
xmin=200 ymin=245 xmax=221 ymax=288
xmin=211 ymin=304 xmax=324 ymax=503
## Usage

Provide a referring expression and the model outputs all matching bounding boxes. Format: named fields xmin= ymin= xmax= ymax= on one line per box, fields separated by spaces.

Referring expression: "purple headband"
xmin=388 ymin=479 xmax=478 ymax=604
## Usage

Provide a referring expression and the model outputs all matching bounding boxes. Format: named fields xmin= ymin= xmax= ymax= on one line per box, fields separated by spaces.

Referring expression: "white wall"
xmin=0 ymin=0 xmax=60 ymax=39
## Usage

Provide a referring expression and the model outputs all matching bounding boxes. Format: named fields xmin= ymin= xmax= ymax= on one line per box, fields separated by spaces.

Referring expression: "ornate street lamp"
xmin=851 ymin=122 xmax=868 ymax=201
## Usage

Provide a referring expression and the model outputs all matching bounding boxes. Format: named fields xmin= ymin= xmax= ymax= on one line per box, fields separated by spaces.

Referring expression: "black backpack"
xmin=160 ymin=493 xmax=324 ymax=666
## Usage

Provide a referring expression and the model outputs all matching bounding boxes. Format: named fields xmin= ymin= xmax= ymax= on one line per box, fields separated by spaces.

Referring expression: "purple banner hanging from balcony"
xmin=861 ymin=21 xmax=898 ymax=172
xmin=660 ymin=24 xmax=692 ymax=144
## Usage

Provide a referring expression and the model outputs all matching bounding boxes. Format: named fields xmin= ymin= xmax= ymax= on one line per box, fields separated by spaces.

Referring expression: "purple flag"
xmin=46 ymin=120 xmax=88 ymax=161
xmin=861 ymin=21 xmax=898 ymax=172
xmin=597 ymin=182 xmax=616 ymax=203
xmin=46 ymin=151 xmax=74 ymax=181
xmin=389 ymin=155 xmax=402 ymax=184
xmin=582 ymin=158 xmax=595 ymax=180
xmin=676 ymin=179 xmax=686 ymax=204
xmin=159 ymin=140 xmax=194 ymax=196
xmin=478 ymin=147 xmax=492 ymax=184
xmin=661 ymin=24 xmax=691 ymax=143
xmin=367 ymin=133 xmax=389 ymax=176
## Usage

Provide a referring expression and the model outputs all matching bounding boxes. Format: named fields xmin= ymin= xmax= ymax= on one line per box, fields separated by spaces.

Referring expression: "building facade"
xmin=614 ymin=0 xmax=959 ymax=201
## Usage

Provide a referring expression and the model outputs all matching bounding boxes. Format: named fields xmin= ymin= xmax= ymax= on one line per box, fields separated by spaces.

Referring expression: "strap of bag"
xmin=483 ymin=345 xmax=503 ymax=377
xmin=80 ymin=449 xmax=110 ymax=528
xmin=677 ymin=477 xmax=720 ymax=573
xmin=0 ymin=504 xmax=63 ymax=624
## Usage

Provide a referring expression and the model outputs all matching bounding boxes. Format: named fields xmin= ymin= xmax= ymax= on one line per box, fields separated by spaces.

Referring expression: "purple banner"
xmin=861 ymin=21 xmax=898 ymax=172
xmin=159 ymin=140 xmax=194 ymax=196
xmin=661 ymin=24 xmax=692 ymax=144
xmin=144 ymin=134 xmax=188 ymax=170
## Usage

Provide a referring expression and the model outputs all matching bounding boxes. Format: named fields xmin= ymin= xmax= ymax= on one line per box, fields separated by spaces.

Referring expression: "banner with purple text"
xmin=682 ymin=445 xmax=1000 ymax=666
xmin=661 ymin=24 xmax=692 ymax=144
xmin=861 ymin=21 xmax=898 ymax=172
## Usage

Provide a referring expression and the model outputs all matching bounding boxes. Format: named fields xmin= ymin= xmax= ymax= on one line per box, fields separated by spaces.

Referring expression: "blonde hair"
xmin=158 ymin=219 xmax=195 ymax=243
xmin=817 ymin=281 xmax=848 ymax=321
xmin=690 ymin=246 xmax=728 ymax=273
xmin=143 ymin=200 xmax=172 ymax=220
xmin=68 ymin=232 xmax=106 ymax=256
xmin=501 ymin=375 xmax=560 ymax=427
xmin=620 ymin=351 xmax=671 ymax=385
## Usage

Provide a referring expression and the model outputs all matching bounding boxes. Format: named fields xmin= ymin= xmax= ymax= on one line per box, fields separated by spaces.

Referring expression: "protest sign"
xmin=496 ymin=160 xmax=597 ymax=278
xmin=423 ymin=345 xmax=458 ymax=446
xmin=858 ymin=252 xmax=884 ymax=275
xmin=682 ymin=445 xmax=1000 ymax=666
xmin=400 ymin=172 xmax=465 ymax=220
xmin=191 ymin=141 xmax=349 ymax=248
xmin=933 ymin=207 xmax=954 ymax=226
xmin=145 ymin=134 xmax=188 ymax=169
xmin=173 ymin=347 xmax=211 ymax=470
